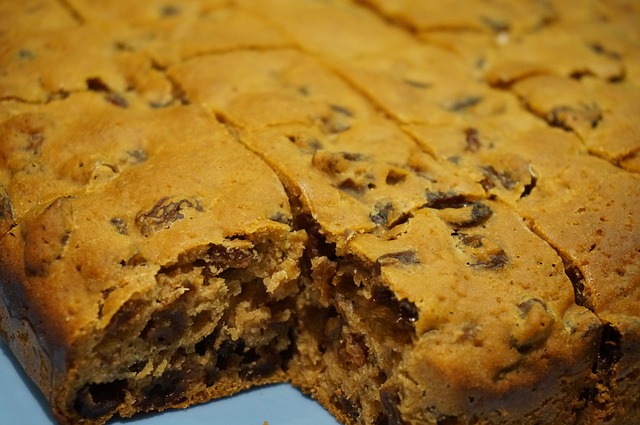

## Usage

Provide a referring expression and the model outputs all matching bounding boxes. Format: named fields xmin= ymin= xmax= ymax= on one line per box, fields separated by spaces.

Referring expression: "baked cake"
xmin=0 ymin=0 xmax=638 ymax=424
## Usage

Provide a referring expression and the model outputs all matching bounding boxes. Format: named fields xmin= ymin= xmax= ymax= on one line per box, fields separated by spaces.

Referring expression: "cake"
xmin=0 ymin=0 xmax=638 ymax=424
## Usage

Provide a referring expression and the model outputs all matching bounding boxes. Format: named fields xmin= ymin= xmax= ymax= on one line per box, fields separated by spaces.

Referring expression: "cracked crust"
xmin=1 ymin=0 xmax=639 ymax=424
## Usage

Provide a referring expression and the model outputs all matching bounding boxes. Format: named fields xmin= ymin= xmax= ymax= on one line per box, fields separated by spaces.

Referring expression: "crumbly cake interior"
xmin=1 ymin=1 xmax=639 ymax=425
xmin=69 ymin=233 xmax=303 ymax=422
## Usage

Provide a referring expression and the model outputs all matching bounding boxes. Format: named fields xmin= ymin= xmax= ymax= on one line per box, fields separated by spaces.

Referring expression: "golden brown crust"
xmin=1 ymin=0 xmax=639 ymax=424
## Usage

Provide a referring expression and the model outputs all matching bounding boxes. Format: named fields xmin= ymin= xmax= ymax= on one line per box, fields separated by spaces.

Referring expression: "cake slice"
xmin=0 ymin=92 xmax=306 ymax=424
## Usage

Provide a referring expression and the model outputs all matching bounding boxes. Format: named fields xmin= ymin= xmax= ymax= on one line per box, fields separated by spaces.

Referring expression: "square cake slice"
xmin=0 ymin=92 xmax=306 ymax=424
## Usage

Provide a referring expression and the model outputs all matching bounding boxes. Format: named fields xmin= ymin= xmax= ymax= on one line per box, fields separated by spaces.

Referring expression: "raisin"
xmin=344 ymin=333 xmax=369 ymax=368
xmin=442 ymin=202 xmax=493 ymax=228
xmin=512 ymin=298 xmax=554 ymax=353
xmin=425 ymin=191 xmax=470 ymax=209
xmin=546 ymin=104 xmax=602 ymax=131
xmin=18 ymin=49 xmax=36 ymax=60
xmin=379 ymin=387 xmax=404 ymax=425
xmin=239 ymin=357 xmax=278 ymax=381
xmin=481 ymin=16 xmax=510 ymax=32
xmin=138 ymin=369 xmax=196 ymax=410
xmin=471 ymin=249 xmax=508 ymax=269
xmin=126 ymin=149 xmax=148 ymax=164
xmin=464 ymin=127 xmax=482 ymax=152
xmin=128 ymin=361 xmax=147 ymax=373
xmin=446 ymin=96 xmax=483 ymax=112
xmin=160 ymin=5 xmax=180 ymax=17
xmin=459 ymin=234 xmax=484 ymax=248
xmin=385 ymin=169 xmax=407 ymax=185
xmin=269 ymin=211 xmax=292 ymax=225
xmin=141 ymin=305 xmax=189 ymax=344
xmin=109 ymin=217 xmax=128 ymax=235
xmin=74 ymin=380 xmax=127 ymax=419
xmin=588 ymin=43 xmax=622 ymax=60
xmin=594 ymin=323 xmax=623 ymax=374
xmin=377 ymin=250 xmax=420 ymax=266
xmin=372 ymin=285 xmax=419 ymax=324
xmin=23 ymin=197 xmax=73 ymax=276
xmin=105 ymin=299 xmax=146 ymax=334
xmin=370 ymin=202 xmax=394 ymax=226
xmin=0 ymin=188 xmax=16 ymax=236
xmin=481 ymin=166 xmax=517 ymax=191
xmin=403 ymin=79 xmax=432 ymax=89
xmin=136 ymin=197 xmax=203 ymax=237
xmin=287 ymin=134 xmax=324 ymax=152
xmin=105 ymin=93 xmax=129 ymax=109
xmin=332 ymin=392 xmax=360 ymax=421
xmin=562 ymin=258 xmax=593 ymax=309
xmin=216 ymin=339 xmax=246 ymax=370
xmin=86 ymin=78 xmax=110 ymax=92
xmin=330 ymin=104 xmax=354 ymax=117
xmin=206 ymin=245 xmax=254 ymax=270
xmin=521 ymin=167 xmax=538 ymax=198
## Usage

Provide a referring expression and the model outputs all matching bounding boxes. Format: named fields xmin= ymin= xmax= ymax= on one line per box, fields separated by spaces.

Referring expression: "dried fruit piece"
xmin=135 ymin=196 xmax=203 ymax=237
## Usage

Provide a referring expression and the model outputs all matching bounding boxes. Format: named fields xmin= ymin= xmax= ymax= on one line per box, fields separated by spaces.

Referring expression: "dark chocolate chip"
xmin=74 ymin=380 xmax=127 ymax=419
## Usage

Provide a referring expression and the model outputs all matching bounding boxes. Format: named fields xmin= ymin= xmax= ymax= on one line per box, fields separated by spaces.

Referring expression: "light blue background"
xmin=0 ymin=339 xmax=339 ymax=425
